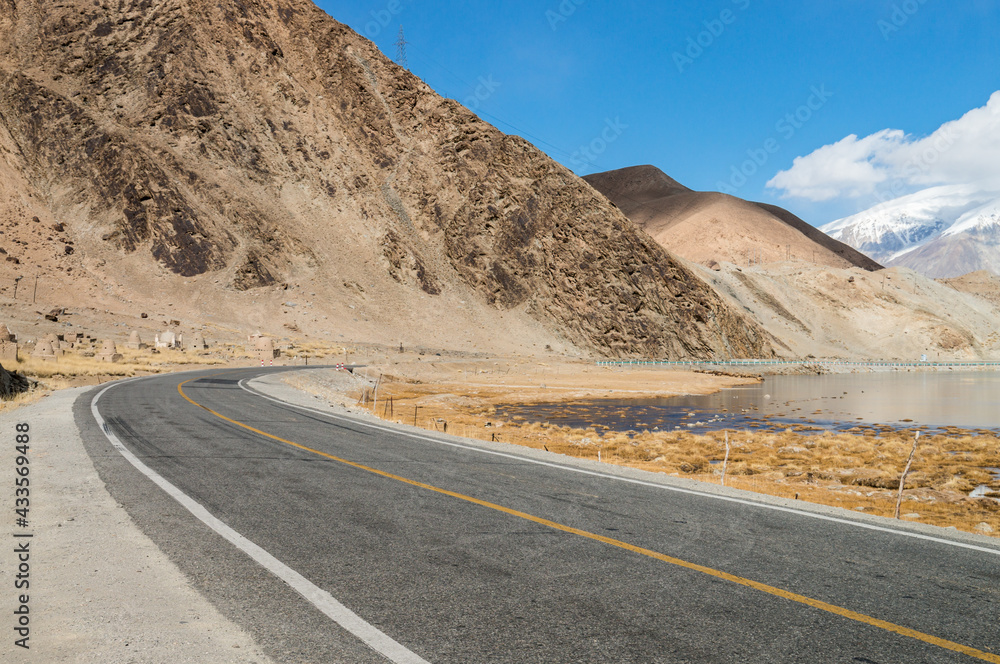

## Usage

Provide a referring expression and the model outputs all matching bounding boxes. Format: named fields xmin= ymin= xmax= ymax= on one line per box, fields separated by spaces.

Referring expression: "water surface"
xmin=497 ymin=372 xmax=1000 ymax=434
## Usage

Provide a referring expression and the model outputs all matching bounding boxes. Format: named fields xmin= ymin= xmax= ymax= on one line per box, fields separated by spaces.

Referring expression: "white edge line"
xmin=90 ymin=379 xmax=431 ymax=664
xmin=238 ymin=377 xmax=1000 ymax=558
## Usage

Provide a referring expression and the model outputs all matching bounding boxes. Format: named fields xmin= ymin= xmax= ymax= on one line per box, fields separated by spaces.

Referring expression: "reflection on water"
xmin=496 ymin=372 xmax=1000 ymax=434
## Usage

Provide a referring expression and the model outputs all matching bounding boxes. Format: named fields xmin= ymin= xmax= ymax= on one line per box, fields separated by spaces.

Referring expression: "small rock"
xmin=902 ymin=513 xmax=921 ymax=519
xmin=974 ymin=522 xmax=994 ymax=534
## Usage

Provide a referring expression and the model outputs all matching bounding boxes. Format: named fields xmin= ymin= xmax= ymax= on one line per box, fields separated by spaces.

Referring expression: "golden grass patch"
xmin=355 ymin=378 xmax=1000 ymax=539
xmin=8 ymin=348 xmax=226 ymax=378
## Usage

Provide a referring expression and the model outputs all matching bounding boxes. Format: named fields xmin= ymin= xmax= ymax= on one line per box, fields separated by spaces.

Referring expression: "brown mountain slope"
xmin=891 ymin=226 xmax=1000 ymax=279
xmin=702 ymin=263 xmax=1000 ymax=360
xmin=0 ymin=0 xmax=771 ymax=359
xmin=584 ymin=166 xmax=882 ymax=271
xmin=939 ymin=270 xmax=1000 ymax=308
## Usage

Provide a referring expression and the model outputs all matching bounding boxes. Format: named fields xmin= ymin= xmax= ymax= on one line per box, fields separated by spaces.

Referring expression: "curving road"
xmin=75 ymin=367 xmax=1000 ymax=663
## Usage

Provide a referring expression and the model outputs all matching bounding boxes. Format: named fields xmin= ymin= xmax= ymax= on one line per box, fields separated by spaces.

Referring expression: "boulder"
xmin=0 ymin=363 xmax=29 ymax=399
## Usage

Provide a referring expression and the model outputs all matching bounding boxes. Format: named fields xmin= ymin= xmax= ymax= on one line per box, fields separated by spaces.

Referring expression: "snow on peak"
xmin=820 ymin=184 xmax=1000 ymax=262
xmin=944 ymin=199 xmax=1000 ymax=236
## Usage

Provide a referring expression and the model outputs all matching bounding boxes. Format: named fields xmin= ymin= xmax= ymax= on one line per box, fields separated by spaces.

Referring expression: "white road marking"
xmin=91 ymin=381 xmax=431 ymax=664
xmin=239 ymin=376 xmax=1000 ymax=558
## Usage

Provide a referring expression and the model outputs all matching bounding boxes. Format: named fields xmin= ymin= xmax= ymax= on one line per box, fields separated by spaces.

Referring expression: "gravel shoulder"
xmin=0 ymin=385 xmax=273 ymax=663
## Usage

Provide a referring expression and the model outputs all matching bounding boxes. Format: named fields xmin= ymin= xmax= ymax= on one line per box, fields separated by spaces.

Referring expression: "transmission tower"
xmin=395 ymin=25 xmax=408 ymax=68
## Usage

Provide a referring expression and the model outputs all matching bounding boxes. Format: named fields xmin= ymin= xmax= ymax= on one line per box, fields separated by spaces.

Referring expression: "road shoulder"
xmin=0 ymin=385 xmax=273 ymax=663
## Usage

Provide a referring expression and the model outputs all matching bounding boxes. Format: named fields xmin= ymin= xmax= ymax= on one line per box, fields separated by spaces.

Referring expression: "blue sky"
xmin=320 ymin=1 xmax=1000 ymax=225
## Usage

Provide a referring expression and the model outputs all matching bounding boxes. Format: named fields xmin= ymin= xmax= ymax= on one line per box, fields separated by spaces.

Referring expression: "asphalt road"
xmin=75 ymin=367 xmax=1000 ymax=663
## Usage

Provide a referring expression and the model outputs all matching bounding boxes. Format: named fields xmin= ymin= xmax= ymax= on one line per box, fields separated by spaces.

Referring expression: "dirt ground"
xmin=283 ymin=360 xmax=1000 ymax=539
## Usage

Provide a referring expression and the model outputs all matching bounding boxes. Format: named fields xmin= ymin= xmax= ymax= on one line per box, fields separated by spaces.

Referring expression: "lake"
xmin=496 ymin=371 xmax=1000 ymax=434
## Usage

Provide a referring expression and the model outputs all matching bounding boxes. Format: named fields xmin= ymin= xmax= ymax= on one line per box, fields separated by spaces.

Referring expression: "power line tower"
xmin=395 ymin=25 xmax=408 ymax=69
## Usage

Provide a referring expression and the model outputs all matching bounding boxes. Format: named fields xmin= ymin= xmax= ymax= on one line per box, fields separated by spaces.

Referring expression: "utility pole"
xmin=395 ymin=25 xmax=408 ymax=69
xmin=13 ymin=276 xmax=21 ymax=300
xmin=32 ymin=275 xmax=37 ymax=304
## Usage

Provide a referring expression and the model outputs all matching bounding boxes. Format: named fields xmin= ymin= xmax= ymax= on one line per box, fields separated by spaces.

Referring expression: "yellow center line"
xmin=177 ymin=377 xmax=999 ymax=663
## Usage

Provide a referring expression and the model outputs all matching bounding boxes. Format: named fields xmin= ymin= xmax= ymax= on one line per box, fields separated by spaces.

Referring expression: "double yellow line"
xmin=178 ymin=377 xmax=999 ymax=663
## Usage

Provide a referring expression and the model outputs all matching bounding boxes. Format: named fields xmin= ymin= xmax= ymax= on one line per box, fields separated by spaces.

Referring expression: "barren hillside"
xmin=585 ymin=166 xmax=882 ymax=271
xmin=699 ymin=262 xmax=1000 ymax=360
xmin=940 ymin=270 xmax=1000 ymax=308
xmin=0 ymin=0 xmax=772 ymax=359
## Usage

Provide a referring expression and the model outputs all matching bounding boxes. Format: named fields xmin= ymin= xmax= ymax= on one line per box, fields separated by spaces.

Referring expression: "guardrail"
xmin=595 ymin=359 xmax=1000 ymax=369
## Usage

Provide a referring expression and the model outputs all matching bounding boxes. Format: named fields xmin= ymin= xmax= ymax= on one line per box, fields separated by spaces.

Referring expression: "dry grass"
xmin=0 ymin=347 xmax=232 ymax=412
xmin=0 ymin=386 xmax=54 ymax=414
xmin=7 ymin=347 xmax=228 ymax=379
xmin=281 ymin=341 xmax=352 ymax=360
xmin=355 ymin=379 xmax=1000 ymax=539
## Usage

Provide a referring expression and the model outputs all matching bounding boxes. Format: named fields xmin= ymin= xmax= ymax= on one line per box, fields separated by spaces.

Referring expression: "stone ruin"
xmin=96 ymin=340 xmax=123 ymax=363
xmin=253 ymin=335 xmax=278 ymax=364
xmin=126 ymin=330 xmax=146 ymax=350
xmin=63 ymin=332 xmax=95 ymax=350
xmin=0 ymin=324 xmax=17 ymax=362
xmin=155 ymin=330 xmax=182 ymax=349
xmin=187 ymin=331 xmax=207 ymax=350
xmin=32 ymin=339 xmax=57 ymax=362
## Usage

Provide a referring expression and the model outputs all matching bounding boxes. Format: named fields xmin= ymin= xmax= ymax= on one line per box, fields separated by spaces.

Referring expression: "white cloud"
xmin=767 ymin=91 xmax=1000 ymax=202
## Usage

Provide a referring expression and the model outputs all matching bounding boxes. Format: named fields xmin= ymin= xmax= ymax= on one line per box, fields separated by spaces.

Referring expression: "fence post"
xmin=895 ymin=432 xmax=920 ymax=519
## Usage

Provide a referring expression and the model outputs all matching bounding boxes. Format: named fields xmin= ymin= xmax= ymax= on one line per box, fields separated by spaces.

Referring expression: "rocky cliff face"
xmin=0 ymin=0 xmax=772 ymax=359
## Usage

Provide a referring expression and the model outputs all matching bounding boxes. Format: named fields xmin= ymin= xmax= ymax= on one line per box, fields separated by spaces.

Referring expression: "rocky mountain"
xmin=0 ymin=0 xmax=772 ymax=359
xmin=821 ymin=185 xmax=1000 ymax=278
xmin=701 ymin=262 xmax=1000 ymax=360
xmin=582 ymin=166 xmax=1000 ymax=360
xmin=585 ymin=166 xmax=881 ymax=271
xmin=940 ymin=270 xmax=1000 ymax=309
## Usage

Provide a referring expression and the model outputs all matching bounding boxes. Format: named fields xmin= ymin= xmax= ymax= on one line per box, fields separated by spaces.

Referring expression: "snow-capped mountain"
xmin=821 ymin=184 xmax=1000 ymax=277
